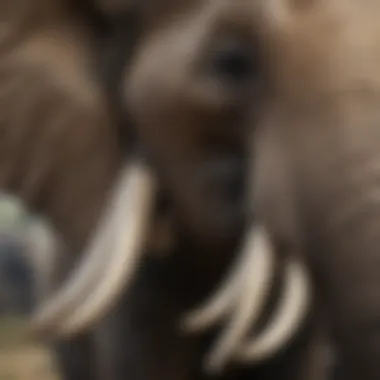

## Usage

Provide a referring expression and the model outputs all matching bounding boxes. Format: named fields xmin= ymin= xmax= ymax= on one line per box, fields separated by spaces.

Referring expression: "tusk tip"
xmin=28 ymin=311 xmax=66 ymax=341
xmin=179 ymin=310 xmax=214 ymax=334
xmin=203 ymin=353 xmax=227 ymax=376
xmin=26 ymin=322 xmax=54 ymax=343
xmin=27 ymin=320 xmax=83 ymax=342
xmin=179 ymin=314 xmax=199 ymax=333
xmin=58 ymin=319 xmax=97 ymax=340
xmin=28 ymin=316 xmax=53 ymax=338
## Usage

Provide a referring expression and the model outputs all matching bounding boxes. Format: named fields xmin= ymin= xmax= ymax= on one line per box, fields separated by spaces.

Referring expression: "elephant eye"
xmin=205 ymin=36 xmax=257 ymax=88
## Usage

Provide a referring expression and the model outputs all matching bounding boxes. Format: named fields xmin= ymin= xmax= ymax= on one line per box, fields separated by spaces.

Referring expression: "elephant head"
xmin=119 ymin=0 xmax=314 ymax=372
xmin=0 ymin=0 xmax=181 ymax=339
xmin=120 ymin=0 xmax=380 ymax=378
xmin=0 ymin=1 xmax=321 ymax=379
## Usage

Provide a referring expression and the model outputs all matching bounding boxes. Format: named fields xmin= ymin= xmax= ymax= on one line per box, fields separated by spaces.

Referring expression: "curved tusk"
xmin=57 ymin=166 xmax=155 ymax=337
xmin=203 ymin=227 xmax=276 ymax=374
xmin=181 ymin=244 xmax=248 ymax=333
xmin=30 ymin=182 xmax=122 ymax=334
xmin=236 ymin=257 xmax=310 ymax=363
xmin=30 ymin=161 xmax=151 ymax=335
xmin=30 ymin=162 xmax=133 ymax=333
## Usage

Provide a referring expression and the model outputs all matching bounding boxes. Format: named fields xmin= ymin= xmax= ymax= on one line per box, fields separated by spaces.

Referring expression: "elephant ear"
xmin=0 ymin=2 xmax=158 ymax=339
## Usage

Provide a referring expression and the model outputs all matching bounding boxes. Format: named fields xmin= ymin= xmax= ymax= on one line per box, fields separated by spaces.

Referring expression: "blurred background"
xmin=0 ymin=193 xmax=60 ymax=380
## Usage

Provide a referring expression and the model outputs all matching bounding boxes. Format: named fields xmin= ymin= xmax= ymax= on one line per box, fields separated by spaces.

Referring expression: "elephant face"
xmin=126 ymin=0 xmax=380 ymax=378
xmin=122 ymin=0 xmax=310 ymax=373
xmin=126 ymin=1 xmax=256 ymax=248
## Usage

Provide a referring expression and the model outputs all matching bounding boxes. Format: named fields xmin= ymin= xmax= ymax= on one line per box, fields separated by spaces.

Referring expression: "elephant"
xmin=30 ymin=2 xmax=339 ymax=380
xmin=0 ymin=1 xmax=150 ymax=380
xmin=117 ymin=0 xmax=380 ymax=379
xmin=0 ymin=1 xmax=335 ymax=380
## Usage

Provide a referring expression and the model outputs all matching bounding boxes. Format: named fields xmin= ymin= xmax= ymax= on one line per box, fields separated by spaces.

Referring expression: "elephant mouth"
xmin=29 ymin=155 xmax=311 ymax=373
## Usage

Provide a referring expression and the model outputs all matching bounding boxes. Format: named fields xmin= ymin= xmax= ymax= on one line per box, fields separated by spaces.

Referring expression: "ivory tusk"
xmin=203 ymin=227 xmax=275 ymax=374
xmin=236 ymin=257 xmax=310 ymax=363
xmin=30 ymin=194 xmax=118 ymax=334
xmin=57 ymin=166 xmax=155 ymax=337
xmin=30 ymin=162 xmax=151 ymax=335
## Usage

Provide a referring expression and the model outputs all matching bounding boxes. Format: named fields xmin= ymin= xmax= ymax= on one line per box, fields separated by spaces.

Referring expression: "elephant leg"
xmin=53 ymin=333 xmax=97 ymax=380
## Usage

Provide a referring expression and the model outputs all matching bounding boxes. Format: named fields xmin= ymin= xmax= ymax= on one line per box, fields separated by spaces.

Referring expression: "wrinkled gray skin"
xmin=126 ymin=0 xmax=380 ymax=379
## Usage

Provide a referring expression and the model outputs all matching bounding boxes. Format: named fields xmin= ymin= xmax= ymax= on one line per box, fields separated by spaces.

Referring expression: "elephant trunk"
xmin=290 ymin=103 xmax=380 ymax=379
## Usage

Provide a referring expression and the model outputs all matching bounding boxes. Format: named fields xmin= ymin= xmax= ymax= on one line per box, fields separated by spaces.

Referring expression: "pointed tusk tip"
xmin=203 ymin=354 xmax=226 ymax=377
xmin=179 ymin=315 xmax=198 ymax=333
xmin=26 ymin=322 xmax=55 ymax=343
